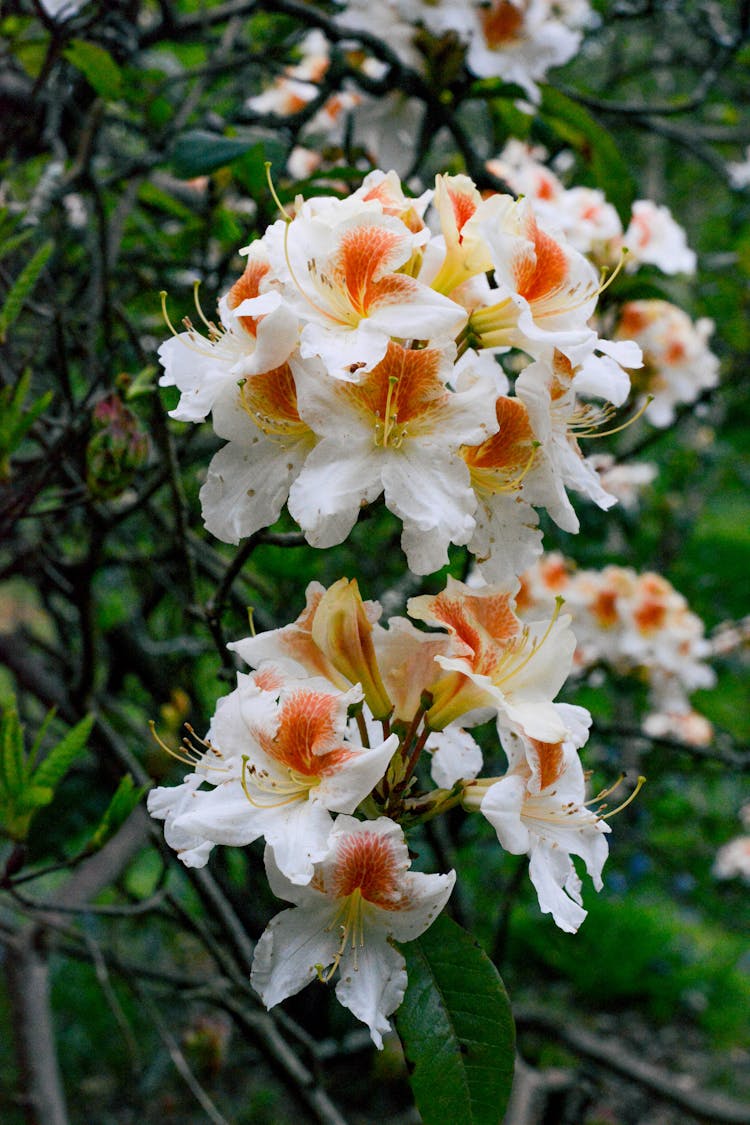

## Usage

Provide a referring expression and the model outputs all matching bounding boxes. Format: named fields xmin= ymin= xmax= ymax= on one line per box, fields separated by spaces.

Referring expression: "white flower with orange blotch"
xmin=264 ymin=195 xmax=467 ymax=381
xmin=461 ymin=392 xmax=545 ymax=582
xmin=159 ymin=248 xmax=298 ymax=424
xmin=623 ymin=200 xmax=696 ymax=276
xmin=199 ymin=353 xmax=317 ymax=544
xmin=408 ymin=576 xmax=579 ymax=743
xmin=288 ymin=341 xmax=499 ymax=574
xmin=464 ymin=716 xmax=610 ymax=932
xmin=615 ymin=300 xmax=719 ymax=427
xmin=251 ymin=816 xmax=455 ymax=1046
xmin=471 ymin=195 xmax=600 ymax=365
xmin=154 ymin=672 xmax=397 ymax=885
xmin=515 ymin=352 xmax=625 ymax=534
xmin=158 ymin=255 xmax=313 ymax=545
xmin=465 ymin=0 xmax=585 ymax=102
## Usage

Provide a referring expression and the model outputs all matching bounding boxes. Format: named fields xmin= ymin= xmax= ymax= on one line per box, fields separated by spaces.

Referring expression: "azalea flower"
xmin=465 ymin=0 xmax=585 ymax=101
xmin=251 ymin=815 xmax=455 ymax=1046
xmin=471 ymin=195 xmax=600 ymax=365
xmin=263 ymin=196 xmax=467 ymax=380
xmin=408 ymin=575 xmax=579 ymax=742
xmin=150 ymin=670 xmax=397 ymax=885
xmin=464 ymin=715 xmax=610 ymax=932
xmin=288 ymin=341 xmax=498 ymax=574
xmin=615 ymin=300 xmax=719 ymax=427
xmin=623 ymin=200 xmax=696 ymax=275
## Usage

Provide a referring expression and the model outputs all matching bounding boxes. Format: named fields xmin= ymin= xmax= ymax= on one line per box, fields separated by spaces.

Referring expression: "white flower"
xmin=427 ymin=727 xmax=484 ymax=789
xmin=151 ymin=671 xmax=397 ymax=885
xmin=616 ymin=300 xmax=719 ymax=427
xmin=288 ymin=341 xmax=498 ymax=574
xmin=624 ymin=200 xmax=696 ymax=275
xmin=469 ymin=717 xmax=609 ymax=932
xmin=264 ymin=197 xmax=467 ymax=380
xmin=465 ymin=0 xmax=585 ymax=102
xmin=251 ymin=816 xmax=455 ymax=1046
xmin=408 ymin=576 xmax=579 ymax=742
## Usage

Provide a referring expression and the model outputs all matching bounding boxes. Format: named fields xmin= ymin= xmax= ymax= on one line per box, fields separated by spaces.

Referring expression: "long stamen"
xmin=160 ymin=291 xmax=180 ymax=337
xmin=584 ymin=771 xmax=627 ymax=805
xmin=600 ymin=774 xmax=646 ymax=820
xmin=495 ymin=596 xmax=564 ymax=687
xmin=149 ymin=720 xmax=229 ymax=773
xmin=578 ymin=395 xmax=653 ymax=439
xmin=264 ymin=162 xmax=293 ymax=222
xmin=536 ymin=246 xmax=630 ymax=321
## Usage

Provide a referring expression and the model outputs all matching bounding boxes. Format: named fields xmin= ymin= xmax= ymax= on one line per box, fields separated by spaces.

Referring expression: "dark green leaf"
xmin=0 ymin=704 xmax=27 ymax=799
xmin=539 ymin=87 xmax=636 ymax=224
xmin=0 ymin=240 xmax=53 ymax=342
xmin=395 ymin=914 xmax=515 ymax=1125
xmin=32 ymin=714 xmax=94 ymax=791
xmin=64 ymin=39 xmax=123 ymax=98
xmin=170 ymin=129 xmax=285 ymax=180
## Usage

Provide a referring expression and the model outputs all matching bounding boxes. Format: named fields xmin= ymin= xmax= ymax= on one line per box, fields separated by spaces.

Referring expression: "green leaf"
xmin=395 ymin=914 xmax=515 ymax=1125
xmin=86 ymin=774 xmax=150 ymax=853
xmin=64 ymin=39 xmax=123 ymax=99
xmin=170 ymin=129 xmax=286 ymax=180
xmin=32 ymin=713 xmax=94 ymax=791
xmin=0 ymin=228 xmax=34 ymax=263
xmin=0 ymin=704 xmax=27 ymax=799
xmin=0 ymin=240 xmax=53 ymax=343
xmin=538 ymin=87 xmax=636 ymax=224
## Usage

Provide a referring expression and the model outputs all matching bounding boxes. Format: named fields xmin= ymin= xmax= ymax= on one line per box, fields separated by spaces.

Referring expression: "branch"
xmin=515 ymin=1006 xmax=750 ymax=1124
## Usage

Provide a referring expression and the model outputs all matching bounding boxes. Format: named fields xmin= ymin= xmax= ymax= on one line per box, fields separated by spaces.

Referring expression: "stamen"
xmin=584 ymin=772 xmax=627 ymax=806
xmin=264 ymin=162 xmax=293 ymax=222
xmin=380 ymin=375 xmax=399 ymax=447
xmin=600 ymin=774 xmax=646 ymax=820
xmin=160 ymin=291 xmax=180 ymax=337
xmin=495 ymin=596 xmax=564 ymax=688
xmin=149 ymin=720 xmax=229 ymax=773
xmin=578 ymin=395 xmax=653 ymax=439
xmin=536 ymin=246 xmax=629 ymax=321
xmin=240 ymin=756 xmax=305 ymax=809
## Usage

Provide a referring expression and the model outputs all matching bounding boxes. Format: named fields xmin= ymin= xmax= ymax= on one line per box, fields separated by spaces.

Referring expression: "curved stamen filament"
xmin=599 ymin=774 xmax=646 ymax=820
xmin=160 ymin=291 xmax=180 ymax=338
xmin=535 ymin=247 xmax=629 ymax=321
xmin=265 ymin=161 xmax=293 ymax=222
xmin=240 ymin=755 xmax=313 ymax=809
xmin=149 ymin=720 xmax=230 ymax=773
xmin=495 ymin=596 xmax=564 ymax=688
xmin=578 ymin=395 xmax=653 ymax=439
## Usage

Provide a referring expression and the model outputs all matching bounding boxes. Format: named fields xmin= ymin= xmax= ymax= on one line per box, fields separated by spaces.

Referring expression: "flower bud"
xmin=312 ymin=578 xmax=392 ymax=719
xmin=86 ymin=393 xmax=149 ymax=500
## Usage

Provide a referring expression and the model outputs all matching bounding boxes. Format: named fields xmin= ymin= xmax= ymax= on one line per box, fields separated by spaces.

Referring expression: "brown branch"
xmin=515 ymin=1006 xmax=750 ymax=1124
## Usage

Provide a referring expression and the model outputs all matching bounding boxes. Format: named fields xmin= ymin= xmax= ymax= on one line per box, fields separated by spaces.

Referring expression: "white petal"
xmin=200 ymin=434 xmax=309 ymax=544
xmin=335 ymin=936 xmax=407 ymax=1049
xmin=251 ymin=901 xmax=339 ymax=1008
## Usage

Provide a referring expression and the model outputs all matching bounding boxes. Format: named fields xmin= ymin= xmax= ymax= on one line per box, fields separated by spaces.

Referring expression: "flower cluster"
xmin=337 ymin=0 xmax=594 ymax=101
xmin=517 ymin=553 xmax=716 ymax=743
xmin=160 ymin=168 xmax=642 ymax=582
xmin=488 ymin=140 xmax=697 ymax=274
xmin=149 ymin=575 xmax=622 ymax=1040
